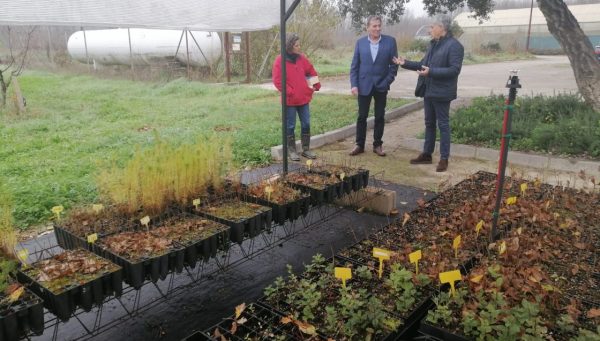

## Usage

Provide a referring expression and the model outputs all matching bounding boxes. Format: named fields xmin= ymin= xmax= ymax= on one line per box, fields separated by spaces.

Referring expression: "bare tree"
xmin=0 ymin=26 xmax=36 ymax=109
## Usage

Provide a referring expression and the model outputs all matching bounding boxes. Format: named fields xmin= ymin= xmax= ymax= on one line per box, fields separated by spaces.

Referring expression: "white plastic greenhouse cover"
xmin=0 ymin=0 xmax=291 ymax=31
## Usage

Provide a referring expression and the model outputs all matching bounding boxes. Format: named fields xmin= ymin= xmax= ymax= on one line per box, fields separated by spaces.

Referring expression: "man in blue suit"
xmin=349 ymin=15 xmax=398 ymax=157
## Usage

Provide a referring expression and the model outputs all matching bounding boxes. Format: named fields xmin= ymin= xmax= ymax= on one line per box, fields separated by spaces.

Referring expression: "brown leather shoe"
xmin=410 ymin=153 xmax=433 ymax=164
xmin=436 ymin=159 xmax=448 ymax=172
xmin=349 ymin=146 xmax=364 ymax=156
xmin=373 ymin=145 xmax=386 ymax=157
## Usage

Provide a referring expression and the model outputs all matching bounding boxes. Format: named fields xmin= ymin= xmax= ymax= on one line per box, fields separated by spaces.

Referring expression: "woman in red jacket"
xmin=272 ymin=33 xmax=321 ymax=161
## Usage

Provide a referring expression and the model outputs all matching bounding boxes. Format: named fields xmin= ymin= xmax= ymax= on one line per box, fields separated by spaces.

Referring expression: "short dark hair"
xmin=285 ymin=33 xmax=300 ymax=53
xmin=366 ymin=15 xmax=382 ymax=27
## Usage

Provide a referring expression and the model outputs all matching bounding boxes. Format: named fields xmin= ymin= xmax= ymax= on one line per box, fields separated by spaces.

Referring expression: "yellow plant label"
xmin=265 ymin=186 xmax=273 ymax=202
xmin=334 ymin=267 xmax=352 ymax=288
xmin=140 ymin=215 xmax=150 ymax=228
xmin=520 ymin=183 xmax=528 ymax=196
xmin=87 ymin=233 xmax=98 ymax=244
xmin=339 ymin=172 xmax=346 ymax=181
xmin=453 ymin=235 xmax=461 ymax=258
xmin=17 ymin=249 xmax=28 ymax=264
xmin=306 ymin=159 xmax=313 ymax=170
xmin=92 ymin=204 xmax=104 ymax=214
xmin=409 ymin=250 xmax=422 ymax=274
xmin=192 ymin=198 xmax=201 ymax=209
xmin=475 ymin=220 xmax=484 ymax=237
xmin=373 ymin=248 xmax=391 ymax=279
xmin=506 ymin=197 xmax=517 ymax=205
xmin=51 ymin=205 xmax=64 ymax=219
xmin=499 ymin=241 xmax=507 ymax=255
xmin=8 ymin=286 xmax=24 ymax=303
xmin=439 ymin=270 xmax=462 ymax=297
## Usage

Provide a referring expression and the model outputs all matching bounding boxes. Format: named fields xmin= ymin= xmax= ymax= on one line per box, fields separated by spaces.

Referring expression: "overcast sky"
xmin=405 ymin=0 xmax=428 ymax=17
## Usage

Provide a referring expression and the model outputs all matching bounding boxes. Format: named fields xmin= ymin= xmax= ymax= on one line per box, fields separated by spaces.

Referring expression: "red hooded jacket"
xmin=272 ymin=53 xmax=318 ymax=106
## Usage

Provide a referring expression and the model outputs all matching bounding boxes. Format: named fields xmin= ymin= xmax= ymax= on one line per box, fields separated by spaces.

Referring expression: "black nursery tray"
xmin=151 ymin=214 xmax=231 ymax=268
xmin=243 ymin=193 xmax=310 ymax=226
xmin=195 ymin=200 xmax=272 ymax=244
xmin=16 ymin=249 xmax=123 ymax=322
xmin=92 ymin=231 xmax=185 ymax=289
xmin=419 ymin=321 xmax=471 ymax=341
xmin=284 ymin=172 xmax=343 ymax=206
xmin=200 ymin=303 xmax=328 ymax=341
xmin=309 ymin=166 xmax=369 ymax=195
xmin=0 ymin=285 xmax=44 ymax=341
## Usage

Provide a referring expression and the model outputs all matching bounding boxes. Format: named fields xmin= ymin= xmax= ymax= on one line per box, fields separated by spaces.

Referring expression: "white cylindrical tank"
xmin=67 ymin=28 xmax=222 ymax=67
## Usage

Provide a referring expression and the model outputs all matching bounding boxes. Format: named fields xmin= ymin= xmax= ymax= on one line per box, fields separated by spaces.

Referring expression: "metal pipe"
xmin=491 ymin=71 xmax=521 ymax=240
xmin=280 ymin=0 xmax=288 ymax=173
xmin=526 ymin=0 xmax=534 ymax=51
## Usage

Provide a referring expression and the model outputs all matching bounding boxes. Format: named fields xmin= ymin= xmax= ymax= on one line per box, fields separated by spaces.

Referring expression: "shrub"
xmin=451 ymin=94 xmax=600 ymax=157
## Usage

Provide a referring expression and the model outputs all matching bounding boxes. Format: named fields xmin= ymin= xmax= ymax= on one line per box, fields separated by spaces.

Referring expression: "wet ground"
xmin=26 ymin=168 xmax=434 ymax=341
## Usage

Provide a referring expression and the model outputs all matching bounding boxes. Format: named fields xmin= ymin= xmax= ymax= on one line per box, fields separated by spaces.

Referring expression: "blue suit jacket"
xmin=350 ymin=34 xmax=398 ymax=95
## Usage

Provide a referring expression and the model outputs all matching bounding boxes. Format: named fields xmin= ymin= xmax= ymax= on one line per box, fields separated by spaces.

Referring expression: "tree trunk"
xmin=538 ymin=0 xmax=600 ymax=111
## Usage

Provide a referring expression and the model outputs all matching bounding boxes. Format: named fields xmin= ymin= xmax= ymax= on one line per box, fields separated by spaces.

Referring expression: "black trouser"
xmin=356 ymin=89 xmax=387 ymax=148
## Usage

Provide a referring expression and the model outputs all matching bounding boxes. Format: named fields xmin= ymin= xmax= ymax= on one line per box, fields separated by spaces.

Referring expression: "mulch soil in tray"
xmin=17 ymin=249 xmax=122 ymax=321
xmin=243 ymin=179 xmax=311 ymax=225
xmin=0 ymin=284 xmax=44 ymax=341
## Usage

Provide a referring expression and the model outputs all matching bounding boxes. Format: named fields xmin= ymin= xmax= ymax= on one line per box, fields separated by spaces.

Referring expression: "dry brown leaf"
xmin=402 ymin=213 xmax=410 ymax=227
xmin=470 ymin=274 xmax=484 ymax=283
xmin=294 ymin=320 xmax=317 ymax=335
xmin=281 ymin=316 xmax=292 ymax=324
xmin=236 ymin=317 xmax=247 ymax=325
xmin=571 ymin=264 xmax=579 ymax=275
xmin=587 ymin=308 xmax=600 ymax=319
xmin=356 ymin=207 xmax=365 ymax=213
xmin=213 ymin=327 xmax=227 ymax=341
xmin=234 ymin=303 xmax=246 ymax=319
xmin=230 ymin=321 xmax=237 ymax=334
xmin=389 ymin=209 xmax=399 ymax=216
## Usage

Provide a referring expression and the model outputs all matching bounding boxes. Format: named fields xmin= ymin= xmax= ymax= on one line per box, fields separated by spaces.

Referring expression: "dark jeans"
xmin=286 ymin=104 xmax=310 ymax=136
xmin=356 ymin=89 xmax=387 ymax=148
xmin=423 ymin=98 xmax=451 ymax=160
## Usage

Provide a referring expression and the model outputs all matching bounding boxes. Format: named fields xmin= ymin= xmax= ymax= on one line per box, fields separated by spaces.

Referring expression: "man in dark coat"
xmin=394 ymin=17 xmax=464 ymax=172
xmin=349 ymin=15 xmax=398 ymax=157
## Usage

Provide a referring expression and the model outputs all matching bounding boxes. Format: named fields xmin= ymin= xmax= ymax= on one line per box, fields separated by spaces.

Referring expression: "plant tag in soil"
xmin=87 ymin=233 xmax=98 ymax=244
xmin=17 ymin=248 xmax=28 ymax=266
xmin=192 ymin=198 xmax=201 ymax=210
xmin=452 ymin=235 xmax=461 ymax=258
xmin=140 ymin=215 xmax=150 ymax=228
xmin=339 ymin=172 xmax=345 ymax=180
xmin=51 ymin=205 xmax=64 ymax=220
xmin=373 ymin=248 xmax=391 ymax=279
xmin=520 ymin=183 xmax=527 ymax=196
xmin=264 ymin=186 xmax=273 ymax=201
xmin=476 ymin=220 xmax=484 ymax=236
xmin=306 ymin=159 xmax=313 ymax=171
xmin=506 ymin=196 xmax=517 ymax=205
xmin=409 ymin=250 xmax=422 ymax=274
xmin=439 ymin=270 xmax=461 ymax=297
xmin=334 ymin=267 xmax=351 ymax=288
xmin=92 ymin=204 xmax=104 ymax=214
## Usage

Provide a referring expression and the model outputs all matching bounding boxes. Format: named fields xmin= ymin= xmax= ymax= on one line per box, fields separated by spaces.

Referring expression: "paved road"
xmin=260 ymin=55 xmax=578 ymax=98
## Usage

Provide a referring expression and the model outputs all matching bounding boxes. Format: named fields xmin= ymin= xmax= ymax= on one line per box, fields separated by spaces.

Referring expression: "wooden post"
xmin=81 ymin=27 xmax=90 ymax=72
xmin=12 ymin=77 xmax=26 ymax=114
xmin=244 ymin=32 xmax=251 ymax=83
xmin=185 ymin=30 xmax=191 ymax=80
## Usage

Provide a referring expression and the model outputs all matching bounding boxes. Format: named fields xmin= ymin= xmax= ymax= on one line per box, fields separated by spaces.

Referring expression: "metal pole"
xmin=491 ymin=71 xmax=521 ymax=240
xmin=526 ymin=0 xmax=534 ymax=51
xmin=280 ymin=0 xmax=288 ymax=173
xmin=244 ymin=32 xmax=251 ymax=83
xmin=224 ymin=32 xmax=231 ymax=83
xmin=127 ymin=28 xmax=134 ymax=80
xmin=185 ymin=30 xmax=191 ymax=80
xmin=81 ymin=27 xmax=90 ymax=72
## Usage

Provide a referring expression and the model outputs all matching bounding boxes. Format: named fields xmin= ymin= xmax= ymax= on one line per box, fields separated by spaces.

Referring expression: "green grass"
xmin=0 ymin=71 xmax=410 ymax=228
xmin=311 ymin=48 xmax=535 ymax=76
